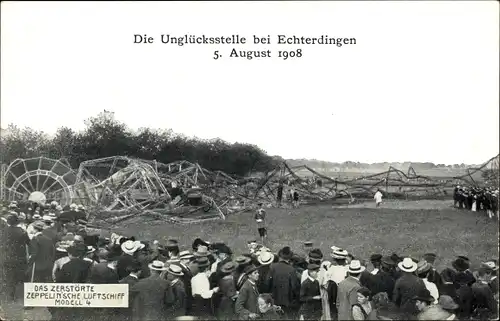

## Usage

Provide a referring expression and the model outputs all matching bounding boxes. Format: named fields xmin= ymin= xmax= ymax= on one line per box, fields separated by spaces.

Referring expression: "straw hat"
xmin=347 ymin=260 xmax=366 ymax=274
xmin=398 ymin=257 xmax=418 ymax=273
xmin=332 ymin=248 xmax=349 ymax=259
xmin=257 ymin=251 xmax=275 ymax=265
xmin=179 ymin=250 xmax=194 ymax=260
xmin=416 ymin=260 xmax=432 ymax=275
xmin=166 ymin=264 xmax=184 ymax=276
xmin=235 ymin=256 xmax=252 ymax=266
xmin=121 ymin=240 xmax=144 ymax=255
xmin=196 ymin=257 xmax=211 ymax=269
xmin=194 ymin=245 xmax=210 ymax=257
xmin=148 ymin=260 xmax=168 ymax=271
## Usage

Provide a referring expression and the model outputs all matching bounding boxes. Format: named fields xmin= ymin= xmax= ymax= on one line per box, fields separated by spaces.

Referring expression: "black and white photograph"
xmin=0 ymin=1 xmax=499 ymax=320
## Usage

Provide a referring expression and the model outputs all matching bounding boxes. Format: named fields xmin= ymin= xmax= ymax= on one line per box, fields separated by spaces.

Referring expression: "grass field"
xmin=107 ymin=199 xmax=498 ymax=272
xmin=2 ymin=199 xmax=498 ymax=321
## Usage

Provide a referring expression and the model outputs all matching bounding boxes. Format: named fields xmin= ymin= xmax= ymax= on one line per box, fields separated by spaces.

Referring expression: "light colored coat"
xmin=336 ymin=276 xmax=361 ymax=320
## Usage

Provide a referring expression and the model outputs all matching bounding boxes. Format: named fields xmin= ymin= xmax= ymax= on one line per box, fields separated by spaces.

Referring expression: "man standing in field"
xmin=374 ymin=189 xmax=383 ymax=207
xmin=255 ymin=203 xmax=267 ymax=245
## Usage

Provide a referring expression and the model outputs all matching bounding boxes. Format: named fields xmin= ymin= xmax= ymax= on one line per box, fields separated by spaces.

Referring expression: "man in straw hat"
xmin=129 ymin=260 xmax=171 ymax=320
xmin=235 ymin=264 xmax=261 ymax=320
xmin=416 ymin=260 xmax=439 ymax=304
xmin=337 ymin=260 xmax=365 ymax=320
xmin=1 ymin=214 xmax=30 ymax=302
xmin=266 ymin=246 xmax=301 ymax=319
xmin=326 ymin=247 xmax=349 ymax=285
xmin=117 ymin=240 xmax=144 ymax=280
xmin=256 ymin=250 xmax=275 ymax=293
xmin=165 ymin=264 xmax=187 ymax=319
xmin=28 ymin=220 xmax=55 ymax=283
xmin=393 ymin=257 xmax=426 ymax=314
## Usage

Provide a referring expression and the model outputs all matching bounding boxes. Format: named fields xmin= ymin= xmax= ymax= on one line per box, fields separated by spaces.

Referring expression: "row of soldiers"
xmin=453 ymin=185 xmax=499 ymax=219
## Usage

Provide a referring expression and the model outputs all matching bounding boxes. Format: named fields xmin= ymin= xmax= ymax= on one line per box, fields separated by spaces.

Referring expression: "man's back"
xmin=2 ymin=225 xmax=30 ymax=263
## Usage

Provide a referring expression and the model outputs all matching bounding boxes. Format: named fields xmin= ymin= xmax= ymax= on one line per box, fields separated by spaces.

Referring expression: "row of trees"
xmin=0 ymin=111 xmax=280 ymax=177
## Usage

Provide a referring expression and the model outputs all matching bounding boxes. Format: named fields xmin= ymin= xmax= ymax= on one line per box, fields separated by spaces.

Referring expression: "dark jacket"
xmin=299 ymin=277 xmax=322 ymax=320
xmin=29 ymin=233 xmax=56 ymax=271
xmin=130 ymin=274 xmax=174 ymax=321
xmin=55 ymin=258 xmax=92 ymax=283
xmin=371 ymin=270 xmax=396 ymax=300
xmin=165 ymin=279 xmax=187 ymax=319
xmin=392 ymin=273 xmax=425 ymax=313
xmin=116 ymin=254 xmax=136 ymax=280
xmin=471 ymin=282 xmax=497 ymax=319
xmin=89 ymin=262 xmax=120 ymax=284
xmin=235 ymin=280 xmax=260 ymax=320
xmin=266 ymin=260 xmax=301 ymax=308
xmin=2 ymin=225 xmax=30 ymax=265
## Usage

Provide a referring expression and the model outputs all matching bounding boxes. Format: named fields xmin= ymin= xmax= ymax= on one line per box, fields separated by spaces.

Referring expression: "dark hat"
xmin=304 ymin=241 xmax=313 ymax=248
xmin=413 ymin=288 xmax=434 ymax=303
xmin=242 ymin=264 xmax=259 ymax=275
xmin=457 ymin=255 xmax=470 ymax=262
xmin=452 ymin=258 xmax=470 ymax=272
xmin=192 ymin=238 xmax=209 ymax=250
xmin=6 ymin=214 xmax=19 ymax=225
xmin=381 ymin=256 xmax=396 ymax=267
xmin=247 ymin=239 xmax=257 ymax=244
xmin=307 ymin=263 xmax=320 ymax=271
xmin=235 ymin=255 xmax=252 ymax=266
xmin=390 ymin=253 xmax=402 ymax=263
xmin=67 ymin=243 xmax=87 ymax=257
xmin=423 ymin=253 xmax=437 ymax=264
xmin=370 ymin=254 xmax=383 ymax=263
xmin=278 ymin=246 xmax=293 ymax=260
xmin=213 ymin=243 xmax=232 ymax=255
xmin=166 ymin=239 xmax=179 ymax=248
xmin=220 ymin=261 xmax=238 ymax=274
xmin=308 ymin=248 xmax=323 ymax=260
xmin=196 ymin=257 xmax=210 ymax=268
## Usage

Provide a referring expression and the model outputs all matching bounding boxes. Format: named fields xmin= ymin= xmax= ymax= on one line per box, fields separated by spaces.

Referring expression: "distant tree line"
xmin=0 ymin=111 xmax=279 ymax=177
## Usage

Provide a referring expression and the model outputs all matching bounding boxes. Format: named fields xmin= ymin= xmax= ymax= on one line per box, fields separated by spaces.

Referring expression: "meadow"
xmin=109 ymin=199 xmax=498 ymax=272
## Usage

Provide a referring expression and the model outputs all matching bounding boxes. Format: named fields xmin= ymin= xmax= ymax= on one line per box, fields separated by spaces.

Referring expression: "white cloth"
xmin=374 ymin=191 xmax=383 ymax=203
xmin=191 ymin=272 xmax=215 ymax=299
xmin=371 ymin=268 xmax=379 ymax=275
xmin=423 ymin=279 xmax=439 ymax=304
xmin=52 ymin=256 xmax=71 ymax=281
xmin=326 ymin=264 xmax=348 ymax=284
xmin=472 ymin=201 xmax=477 ymax=212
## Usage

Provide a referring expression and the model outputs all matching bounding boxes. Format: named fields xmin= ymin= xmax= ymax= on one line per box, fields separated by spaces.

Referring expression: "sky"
xmin=1 ymin=1 xmax=498 ymax=165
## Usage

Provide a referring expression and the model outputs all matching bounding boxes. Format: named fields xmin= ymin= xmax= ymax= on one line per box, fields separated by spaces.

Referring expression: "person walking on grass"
xmin=255 ymin=203 xmax=267 ymax=245
xmin=374 ymin=189 xmax=383 ymax=207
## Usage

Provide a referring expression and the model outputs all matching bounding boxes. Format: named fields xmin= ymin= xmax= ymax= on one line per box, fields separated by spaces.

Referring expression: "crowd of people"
xmin=0 ymin=199 xmax=499 ymax=321
xmin=453 ymin=185 xmax=499 ymax=219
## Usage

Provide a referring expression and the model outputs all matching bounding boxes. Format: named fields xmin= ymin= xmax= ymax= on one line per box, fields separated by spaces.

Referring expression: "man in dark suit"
xmin=371 ymin=256 xmax=396 ymax=300
xmin=177 ymin=251 xmax=194 ymax=315
xmin=55 ymin=243 xmax=92 ymax=283
xmin=28 ymin=221 xmax=55 ymax=282
xmin=130 ymin=260 xmax=174 ymax=321
xmin=235 ymin=265 xmax=260 ymax=320
xmin=265 ymin=246 xmax=301 ymax=319
xmin=119 ymin=260 xmax=142 ymax=321
xmin=299 ymin=264 xmax=322 ymax=320
xmin=1 ymin=214 xmax=30 ymax=302
xmin=393 ymin=258 xmax=426 ymax=316
xmin=165 ymin=265 xmax=187 ymax=319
